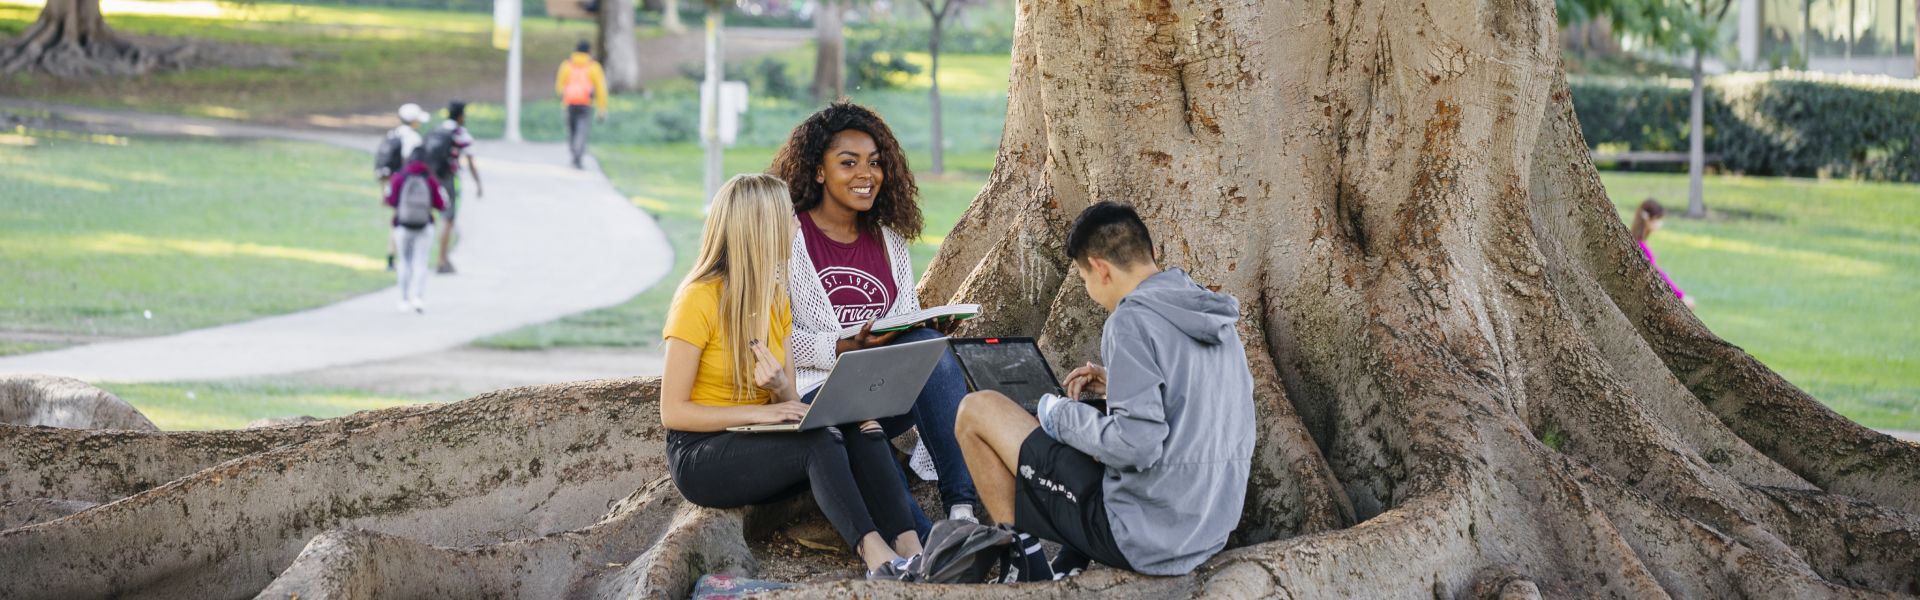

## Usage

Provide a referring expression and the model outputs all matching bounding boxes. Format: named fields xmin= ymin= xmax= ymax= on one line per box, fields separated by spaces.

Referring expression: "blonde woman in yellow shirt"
xmin=660 ymin=173 xmax=923 ymax=580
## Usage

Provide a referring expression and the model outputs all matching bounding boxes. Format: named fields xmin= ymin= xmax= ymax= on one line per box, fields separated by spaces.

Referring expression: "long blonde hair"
xmin=681 ymin=173 xmax=794 ymax=401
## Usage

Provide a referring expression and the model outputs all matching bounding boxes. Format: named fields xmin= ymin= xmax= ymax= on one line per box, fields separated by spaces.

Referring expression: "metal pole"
xmin=505 ymin=9 xmax=524 ymax=143
xmin=702 ymin=2 xmax=725 ymax=205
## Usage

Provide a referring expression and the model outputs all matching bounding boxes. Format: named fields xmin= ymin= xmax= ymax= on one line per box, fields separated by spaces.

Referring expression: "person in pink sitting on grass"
xmin=1631 ymin=198 xmax=1695 ymax=309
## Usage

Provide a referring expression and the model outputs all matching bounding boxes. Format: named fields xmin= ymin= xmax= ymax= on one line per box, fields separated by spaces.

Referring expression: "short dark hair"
xmin=446 ymin=100 xmax=467 ymax=121
xmin=1066 ymin=202 xmax=1154 ymax=267
xmin=576 ymin=40 xmax=592 ymax=53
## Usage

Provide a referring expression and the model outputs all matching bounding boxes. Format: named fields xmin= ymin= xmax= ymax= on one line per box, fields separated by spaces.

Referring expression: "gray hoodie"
xmin=1040 ymin=268 xmax=1256 ymax=575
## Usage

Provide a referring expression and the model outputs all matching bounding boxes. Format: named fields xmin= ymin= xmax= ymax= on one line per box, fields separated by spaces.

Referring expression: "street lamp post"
xmin=506 ymin=9 xmax=524 ymax=143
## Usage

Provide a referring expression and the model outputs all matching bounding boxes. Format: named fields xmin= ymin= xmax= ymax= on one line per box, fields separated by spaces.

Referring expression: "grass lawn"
xmin=0 ymin=132 xmax=391 ymax=348
xmin=100 ymin=380 xmax=446 ymax=430
xmin=1601 ymin=173 xmax=1920 ymax=430
xmin=0 ymin=0 xmax=611 ymax=121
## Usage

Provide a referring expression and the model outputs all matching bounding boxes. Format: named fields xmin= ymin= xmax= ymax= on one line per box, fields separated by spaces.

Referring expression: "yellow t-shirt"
xmin=663 ymin=278 xmax=792 ymax=407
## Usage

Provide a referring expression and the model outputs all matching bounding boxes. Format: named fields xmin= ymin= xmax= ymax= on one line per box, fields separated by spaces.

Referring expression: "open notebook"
xmin=836 ymin=304 xmax=981 ymax=339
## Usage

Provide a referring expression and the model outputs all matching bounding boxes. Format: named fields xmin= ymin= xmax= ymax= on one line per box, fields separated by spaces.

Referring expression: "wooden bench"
xmin=1590 ymin=151 xmax=1721 ymax=165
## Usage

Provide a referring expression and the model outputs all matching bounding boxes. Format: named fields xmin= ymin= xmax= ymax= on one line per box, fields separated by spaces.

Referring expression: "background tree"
xmin=662 ymin=0 xmax=685 ymax=33
xmin=1 ymin=0 xmax=203 ymax=77
xmin=596 ymin=0 xmax=643 ymax=91
xmin=5 ymin=1 xmax=1919 ymax=598
xmin=812 ymin=0 xmax=846 ymax=100
xmin=1679 ymin=0 xmax=1734 ymax=218
xmin=1559 ymin=0 xmax=1730 ymax=218
xmin=917 ymin=0 xmax=979 ymax=175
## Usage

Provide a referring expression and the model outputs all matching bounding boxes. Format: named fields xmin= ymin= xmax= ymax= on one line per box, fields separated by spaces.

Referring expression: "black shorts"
xmin=1013 ymin=428 xmax=1132 ymax=570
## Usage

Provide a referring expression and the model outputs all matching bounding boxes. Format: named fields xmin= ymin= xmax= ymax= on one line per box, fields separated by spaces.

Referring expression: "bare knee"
xmin=956 ymin=390 xmax=1014 ymax=436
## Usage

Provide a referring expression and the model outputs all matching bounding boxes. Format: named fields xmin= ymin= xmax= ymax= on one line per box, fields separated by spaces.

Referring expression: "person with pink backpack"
xmin=556 ymin=40 xmax=610 ymax=169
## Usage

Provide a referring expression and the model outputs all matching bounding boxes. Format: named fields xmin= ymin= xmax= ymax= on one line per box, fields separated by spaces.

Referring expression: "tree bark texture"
xmin=5 ymin=1 xmax=1919 ymax=599
xmin=812 ymin=0 xmax=846 ymax=100
xmin=597 ymin=0 xmax=642 ymax=92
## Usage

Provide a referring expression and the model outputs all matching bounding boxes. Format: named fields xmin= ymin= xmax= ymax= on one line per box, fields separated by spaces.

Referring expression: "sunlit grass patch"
xmin=891 ymin=52 xmax=1012 ymax=94
xmin=1600 ymin=171 xmax=1920 ymax=431
xmin=0 ymin=135 xmax=391 ymax=338
xmin=102 ymin=380 xmax=444 ymax=431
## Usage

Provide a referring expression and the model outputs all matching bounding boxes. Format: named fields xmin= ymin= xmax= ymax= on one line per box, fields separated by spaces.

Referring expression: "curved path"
xmin=0 ymin=102 xmax=671 ymax=382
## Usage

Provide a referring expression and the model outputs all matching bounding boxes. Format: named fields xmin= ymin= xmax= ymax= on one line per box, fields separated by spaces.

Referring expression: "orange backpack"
xmin=563 ymin=62 xmax=594 ymax=106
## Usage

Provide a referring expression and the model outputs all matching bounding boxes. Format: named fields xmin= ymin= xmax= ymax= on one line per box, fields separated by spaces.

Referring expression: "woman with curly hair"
xmin=769 ymin=102 xmax=980 ymax=529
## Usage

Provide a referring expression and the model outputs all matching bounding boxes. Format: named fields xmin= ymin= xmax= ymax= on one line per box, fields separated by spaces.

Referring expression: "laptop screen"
xmin=950 ymin=338 xmax=1065 ymax=412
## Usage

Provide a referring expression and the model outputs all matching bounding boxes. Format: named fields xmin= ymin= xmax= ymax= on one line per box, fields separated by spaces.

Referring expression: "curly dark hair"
xmin=768 ymin=101 xmax=923 ymax=240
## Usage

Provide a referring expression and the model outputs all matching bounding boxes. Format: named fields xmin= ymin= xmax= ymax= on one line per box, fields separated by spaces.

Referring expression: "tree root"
xmin=0 ymin=498 xmax=96 ymax=530
xmin=1 ymin=378 xmax=670 ymax=600
xmin=0 ymin=375 xmax=156 ymax=431
xmin=1 ymin=400 xmax=447 ymax=504
xmin=257 ymin=477 xmax=768 ymax=600
xmin=0 ymin=5 xmax=295 ymax=78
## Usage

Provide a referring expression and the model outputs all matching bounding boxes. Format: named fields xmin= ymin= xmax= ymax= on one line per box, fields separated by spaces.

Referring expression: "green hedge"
xmin=848 ymin=19 xmax=1015 ymax=55
xmin=1570 ymin=73 xmax=1920 ymax=182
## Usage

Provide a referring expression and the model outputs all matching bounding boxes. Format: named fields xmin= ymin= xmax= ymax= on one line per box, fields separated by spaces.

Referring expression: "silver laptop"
xmin=728 ymin=337 xmax=949 ymax=433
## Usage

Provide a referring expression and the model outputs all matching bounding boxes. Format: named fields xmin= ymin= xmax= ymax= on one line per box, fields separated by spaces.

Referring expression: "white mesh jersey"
xmin=786 ymin=219 xmax=921 ymax=394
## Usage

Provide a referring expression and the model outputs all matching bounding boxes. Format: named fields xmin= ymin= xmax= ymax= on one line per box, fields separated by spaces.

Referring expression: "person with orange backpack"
xmin=556 ymin=40 xmax=610 ymax=169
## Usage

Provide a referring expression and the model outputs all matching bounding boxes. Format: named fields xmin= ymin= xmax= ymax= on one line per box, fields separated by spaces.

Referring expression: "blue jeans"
xmin=801 ymin=327 xmax=980 ymax=536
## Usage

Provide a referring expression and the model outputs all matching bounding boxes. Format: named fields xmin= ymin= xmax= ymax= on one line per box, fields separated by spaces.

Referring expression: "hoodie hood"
xmin=1117 ymin=268 xmax=1239 ymax=345
xmin=570 ymin=52 xmax=593 ymax=65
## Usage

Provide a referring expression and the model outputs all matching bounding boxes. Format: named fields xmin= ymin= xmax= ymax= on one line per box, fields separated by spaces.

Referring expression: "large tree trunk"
xmin=811 ymin=0 xmax=845 ymax=100
xmin=597 ymin=0 xmax=642 ymax=92
xmin=0 ymin=0 xmax=193 ymax=77
xmin=6 ymin=1 xmax=1920 ymax=599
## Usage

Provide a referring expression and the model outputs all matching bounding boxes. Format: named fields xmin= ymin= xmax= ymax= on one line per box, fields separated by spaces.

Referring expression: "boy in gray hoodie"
xmin=954 ymin=202 xmax=1256 ymax=578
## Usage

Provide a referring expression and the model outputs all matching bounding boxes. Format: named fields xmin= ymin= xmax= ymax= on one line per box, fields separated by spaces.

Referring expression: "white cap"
xmin=398 ymin=103 xmax=429 ymax=124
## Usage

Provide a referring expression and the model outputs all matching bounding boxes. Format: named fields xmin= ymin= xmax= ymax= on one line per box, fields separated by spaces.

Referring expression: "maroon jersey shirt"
xmin=798 ymin=211 xmax=897 ymax=328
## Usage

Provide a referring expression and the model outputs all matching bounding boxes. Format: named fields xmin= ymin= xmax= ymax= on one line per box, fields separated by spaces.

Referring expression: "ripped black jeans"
xmin=666 ymin=427 xmax=919 ymax=551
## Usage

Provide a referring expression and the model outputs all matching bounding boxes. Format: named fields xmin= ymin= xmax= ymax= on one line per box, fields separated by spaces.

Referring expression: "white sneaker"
xmin=948 ymin=504 xmax=978 ymax=524
xmin=410 ymin=299 xmax=426 ymax=313
xmin=397 ymin=299 xmax=414 ymax=313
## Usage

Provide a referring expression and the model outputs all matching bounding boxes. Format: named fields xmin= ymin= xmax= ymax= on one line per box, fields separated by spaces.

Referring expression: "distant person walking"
xmin=423 ymin=101 xmax=483 ymax=274
xmin=1631 ymin=198 xmax=1694 ymax=309
xmin=385 ymin=150 xmax=448 ymax=313
xmin=376 ymin=103 xmax=431 ymax=271
xmin=556 ymin=40 xmax=609 ymax=169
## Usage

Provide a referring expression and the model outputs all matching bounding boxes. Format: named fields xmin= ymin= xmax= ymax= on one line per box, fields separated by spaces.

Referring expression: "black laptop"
xmin=949 ymin=337 xmax=1104 ymax=413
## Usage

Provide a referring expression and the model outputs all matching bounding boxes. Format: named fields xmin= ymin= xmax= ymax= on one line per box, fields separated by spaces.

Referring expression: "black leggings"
xmin=667 ymin=427 xmax=919 ymax=552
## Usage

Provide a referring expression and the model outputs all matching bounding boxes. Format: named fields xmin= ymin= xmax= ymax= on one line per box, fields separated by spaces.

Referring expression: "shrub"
xmin=845 ymin=40 xmax=922 ymax=91
xmin=1570 ymin=72 xmax=1920 ymax=182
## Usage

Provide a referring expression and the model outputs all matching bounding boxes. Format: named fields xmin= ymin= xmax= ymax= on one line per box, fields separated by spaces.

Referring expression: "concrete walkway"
xmin=0 ymin=104 xmax=671 ymax=383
